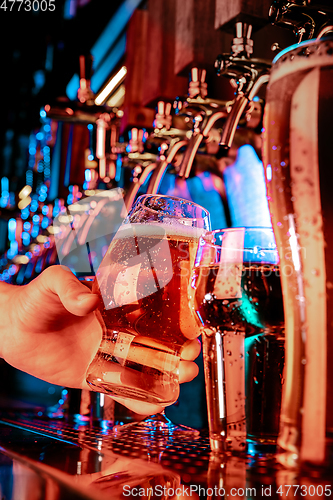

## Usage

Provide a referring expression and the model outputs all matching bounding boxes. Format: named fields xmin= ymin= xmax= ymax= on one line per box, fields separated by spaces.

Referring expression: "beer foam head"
xmin=114 ymin=221 xmax=205 ymax=240
xmin=269 ymin=39 xmax=333 ymax=86
xmin=97 ymin=221 xmax=204 ymax=310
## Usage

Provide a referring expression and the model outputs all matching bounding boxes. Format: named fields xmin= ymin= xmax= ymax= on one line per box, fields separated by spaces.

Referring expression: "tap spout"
xmin=219 ymin=72 xmax=270 ymax=150
xmin=124 ymin=162 xmax=158 ymax=210
xmin=178 ymin=110 xmax=227 ymax=179
xmin=146 ymin=139 xmax=188 ymax=195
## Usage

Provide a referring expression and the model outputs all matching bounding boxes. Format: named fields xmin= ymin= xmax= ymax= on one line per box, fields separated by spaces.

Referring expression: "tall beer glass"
xmin=191 ymin=227 xmax=284 ymax=453
xmin=263 ymin=37 xmax=333 ymax=467
xmin=86 ymin=195 xmax=210 ymax=410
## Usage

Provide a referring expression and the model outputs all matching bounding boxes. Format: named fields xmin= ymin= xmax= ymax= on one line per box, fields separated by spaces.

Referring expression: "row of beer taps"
xmin=122 ymin=0 xmax=333 ymax=209
xmin=46 ymin=0 xmax=333 ymax=209
xmin=123 ymin=22 xmax=271 ymax=210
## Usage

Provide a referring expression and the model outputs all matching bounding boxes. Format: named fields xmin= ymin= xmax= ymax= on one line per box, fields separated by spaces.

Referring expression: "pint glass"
xmin=191 ymin=228 xmax=284 ymax=453
xmin=86 ymin=195 xmax=210 ymax=406
xmin=263 ymin=37 xmax=333 ymax=466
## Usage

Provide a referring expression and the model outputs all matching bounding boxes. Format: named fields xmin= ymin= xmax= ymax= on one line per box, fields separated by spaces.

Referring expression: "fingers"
xmin=37 ymin=265 xmax=100 ymax=316
xmin=179 ymin=360 xmax=199 ymax=383
xmin=179 ymin=339 xmax=201 ymax=383
xmin=180 ymin=338 xmax=201 ymax=361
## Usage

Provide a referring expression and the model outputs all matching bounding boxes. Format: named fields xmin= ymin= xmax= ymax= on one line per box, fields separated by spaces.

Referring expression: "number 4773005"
xmin=0 ymin=0 xmax=55 ymax=11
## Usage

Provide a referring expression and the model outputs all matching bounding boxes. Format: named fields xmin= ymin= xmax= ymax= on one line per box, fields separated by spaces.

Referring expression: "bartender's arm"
xmin=0 ymin=265 xmax=200 ymax=415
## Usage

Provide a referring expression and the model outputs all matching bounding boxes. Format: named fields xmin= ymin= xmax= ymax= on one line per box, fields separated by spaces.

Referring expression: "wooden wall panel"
xmin=122 ymin=9 xmax=155 ymax=131
xmin=174 ymin=0 xmax=225 ymax=76
xmin=142 ymin=0 xmax=188 ymax=107
xmin=215 ymin=0 xmax=272 ymax=31
xmin=122 ymin=0 xmax=277 ymax=127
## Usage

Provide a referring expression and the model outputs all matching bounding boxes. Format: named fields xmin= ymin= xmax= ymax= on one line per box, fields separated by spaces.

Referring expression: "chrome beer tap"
xmin=121 ymin=127 xmax=158 ymax=210
xmin=214 ymin=22 xmax=271 ymax=153
xmin=269 ymin=0 xmax=333 ymax=41
xmin=44 ymin=54 xmax=122 ymax=186
xmin=146 ymin=68 xmax=230 ymax=194
xmin=124 ymin=101 xmax=190 ymax=207
xmin=148 ymin=27 xmax=270 ymax=190
xmin=45 ymin=55 xmax=115 ymax=125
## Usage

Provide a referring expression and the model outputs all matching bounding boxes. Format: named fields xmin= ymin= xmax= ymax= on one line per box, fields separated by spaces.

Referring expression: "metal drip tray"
xmin=0 ymin=412 xmax=332 ymax=499
xmin=0 ymin=413 xmax=211 ymax=472
xmin=0 ymin=412 xmax=212 ymax=500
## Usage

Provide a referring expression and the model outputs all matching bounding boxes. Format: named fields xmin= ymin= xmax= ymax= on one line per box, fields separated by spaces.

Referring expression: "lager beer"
xmin=263 ymin=38 xmax=333 ymax=465
xmin=87 ymin=195 xmax=209 ymax=406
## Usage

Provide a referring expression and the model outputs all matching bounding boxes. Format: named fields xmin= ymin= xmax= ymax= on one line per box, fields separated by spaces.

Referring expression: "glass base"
xmin=113 ymin=412 xmax=200 ymax=439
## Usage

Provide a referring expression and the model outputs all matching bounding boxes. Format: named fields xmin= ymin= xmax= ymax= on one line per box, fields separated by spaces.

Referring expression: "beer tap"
xmin=77 ymin=55 xmax=95 ymax=105
xmin=95 ymin=111 xmax=124 ymax=181
xmin=96 ymin=113 xmax=111 ymax=179
xmin=269 ymin=0 xmax=333 ymax=41
xmin=146 ymin=69 xmax=230 ymax=194
xmin=45 ymin=55 xmax=115 ymax=124
xmin=124 ymin=102 xmax=190 ymax=209
xmin=44 ymin=53 xmax=132 ymax=191
xmin=147 ymin=27 xmax=270 ymax=193
xmin=215 ymin=22 xmax=271 ymax=153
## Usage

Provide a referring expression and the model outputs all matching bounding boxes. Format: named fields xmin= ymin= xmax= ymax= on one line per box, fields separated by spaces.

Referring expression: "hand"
xmin=0 ymin=265 xmax=201 ymax=415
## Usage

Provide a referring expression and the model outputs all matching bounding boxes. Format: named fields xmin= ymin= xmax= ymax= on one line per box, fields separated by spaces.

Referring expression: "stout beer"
xmin=193 ymin=263 xmax=284 ymax=448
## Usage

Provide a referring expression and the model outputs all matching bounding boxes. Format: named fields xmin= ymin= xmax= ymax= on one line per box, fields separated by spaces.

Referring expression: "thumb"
xmin=37 ymin=265 xmax=100 ymax=316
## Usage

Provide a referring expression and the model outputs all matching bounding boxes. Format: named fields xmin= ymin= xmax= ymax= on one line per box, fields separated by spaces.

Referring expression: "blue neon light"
xmin=66 ymin=34 xmax=127 ymax=99
xmin=65 ymin=0 xmax=142 ymax=99
xmin=1 ymin=177 xmax=9 ymax=193
xmin=21 ymin=208 xmax=30 ymax=220
xmin=272 ymin=38 xmax=319 ymax=64
xmin=91 ymin=0 xmax=141 ymax=67
xmin=85 ymin=169 xmax=92 ymax=182
xmin=8 ymin=218 xmax=16 ymax=236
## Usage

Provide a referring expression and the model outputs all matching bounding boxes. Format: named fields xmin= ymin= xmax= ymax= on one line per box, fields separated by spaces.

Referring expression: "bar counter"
xmin=0 ymin=403 xmax=332 ymax=500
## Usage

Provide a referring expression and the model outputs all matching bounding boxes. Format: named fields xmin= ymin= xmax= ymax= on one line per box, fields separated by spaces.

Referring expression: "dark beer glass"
xmin=86 ymin=195 xmax=210 ymax=407
xmin=263 ymin=37 xmax=333 ymax=467
xmin=191 ymin=227 xmax=284 ymax=453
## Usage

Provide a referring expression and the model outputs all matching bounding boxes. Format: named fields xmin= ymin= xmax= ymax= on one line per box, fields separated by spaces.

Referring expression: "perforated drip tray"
xmin=0 ymin=411 xmax=331 ymax=499
xmin=0 ymin=412 xmax=211 ymax=476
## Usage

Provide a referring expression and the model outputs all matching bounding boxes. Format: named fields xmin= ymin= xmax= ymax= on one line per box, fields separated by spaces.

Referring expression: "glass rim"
xmin=272 ymin=36 xmax=333 ymax=65
xmin=135 ymin=194 xmax=210 ymax=221
xmin=201 ymin=226 xmax=277 ymax=250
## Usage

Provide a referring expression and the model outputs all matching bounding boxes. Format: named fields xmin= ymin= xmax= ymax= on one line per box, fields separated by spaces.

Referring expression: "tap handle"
xmin=78 ymin=55 xmax=95 ymax=104
xmin=79 ymin=54 xmax=93 ymax=81
xmin=154 ymin=101 xmax=172 ymax=130
xmin=129 ymin=128 xmax=146 ymax=153
xmin=232 ymin=22 xmax=254 ymax=58
xmin=188 ymin=67 xmax=208 ymax=98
